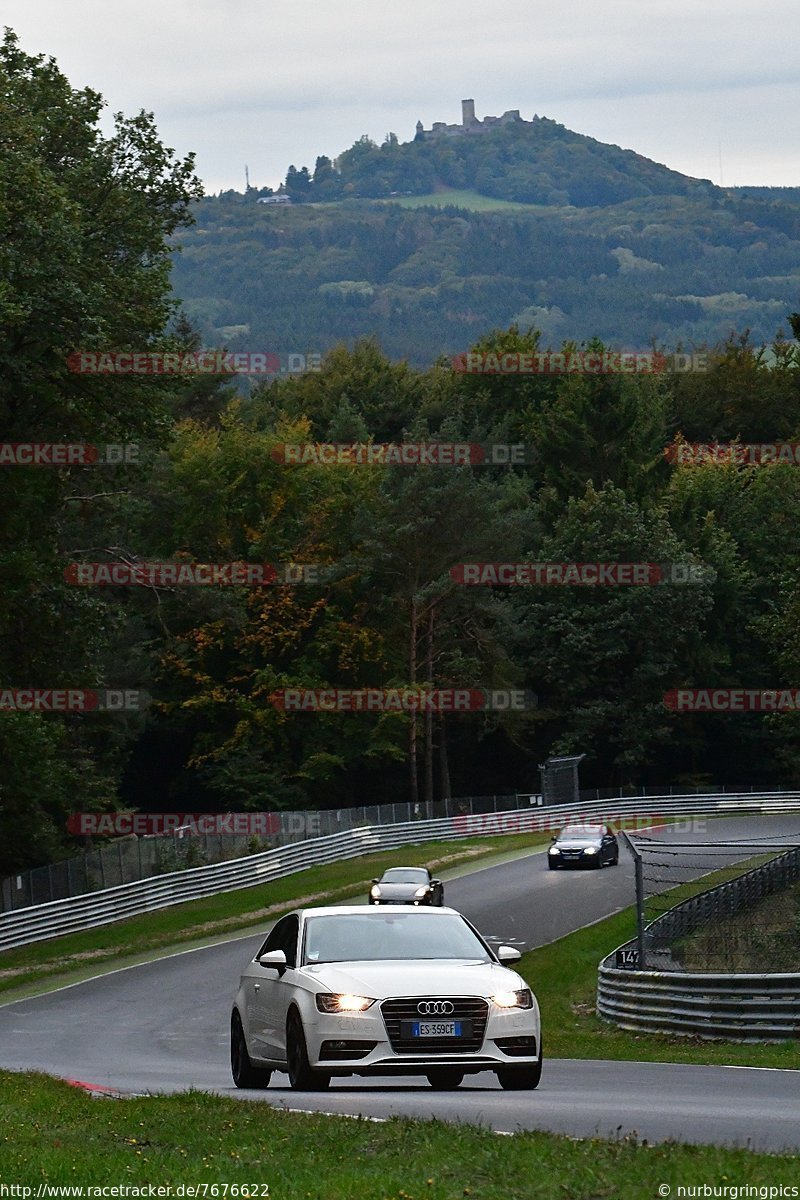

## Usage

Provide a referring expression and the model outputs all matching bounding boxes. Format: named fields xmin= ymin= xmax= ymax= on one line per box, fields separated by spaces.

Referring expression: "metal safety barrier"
xmin=598 ymin=838 xmax=800 ymax=1040
xmin=597 ymin=966 xmax=800 ymax=1041
xmin=2 ymin=781 xmax=784 ymax=913
xmin=645 ymin=845 xmax=800 ymax=953
xmin=2 ymin=790 xmax=799 ymax=953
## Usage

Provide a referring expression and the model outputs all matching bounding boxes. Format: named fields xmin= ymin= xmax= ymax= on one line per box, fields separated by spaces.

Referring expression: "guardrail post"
xmin=622 ymin=832 xmax=646 ymax=970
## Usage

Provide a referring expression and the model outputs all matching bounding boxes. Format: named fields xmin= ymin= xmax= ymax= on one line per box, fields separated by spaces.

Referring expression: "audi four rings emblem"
xmin=417 ymin=1000 xmax=454 ymax=1015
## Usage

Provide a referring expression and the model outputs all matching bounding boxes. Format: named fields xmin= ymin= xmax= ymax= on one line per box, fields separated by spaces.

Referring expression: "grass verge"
xmin=383 ymin=188 xmax=541 ymax=212
xmin=0 ymin=834 xmax=547 ymax=999
xmin=1 ymin=1071 xmax=797 ymax=1191
xmin=673 ymin=878 xmax=800 ymax=972
xmin=517 ymin=906 xmax=800 ymax=1069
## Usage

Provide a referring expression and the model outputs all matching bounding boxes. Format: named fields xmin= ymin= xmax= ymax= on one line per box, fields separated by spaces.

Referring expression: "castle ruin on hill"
xmin=415 ymin=99 xmax=537 ymax=140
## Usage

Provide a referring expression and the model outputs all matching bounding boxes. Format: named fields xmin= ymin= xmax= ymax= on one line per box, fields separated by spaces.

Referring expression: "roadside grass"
xmin=673 ymin=878 xmax=800 ymax=973
xmin=1 ymin=1071 xmax=797 ymax=1192
xmin=517 ymin=906 xmax=800 ymax=1069
xmin=382 ymin=188 xmax=540 ymax=212
xmin=643 ymin=852 xmax=776 ymax=918
xmin=0 ymin=834 xmax=547 ymax=998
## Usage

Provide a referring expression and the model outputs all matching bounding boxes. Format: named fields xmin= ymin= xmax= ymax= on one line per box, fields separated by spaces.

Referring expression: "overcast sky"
xmin=5 ymin=0 xmax=800 ymax=193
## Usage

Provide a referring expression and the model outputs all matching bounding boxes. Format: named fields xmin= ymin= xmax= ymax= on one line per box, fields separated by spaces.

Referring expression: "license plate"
xmin=415 ymin=1020 xmax=461 ymax=1037
xmin=401 ymin=1020 xmax=468 ymax=1038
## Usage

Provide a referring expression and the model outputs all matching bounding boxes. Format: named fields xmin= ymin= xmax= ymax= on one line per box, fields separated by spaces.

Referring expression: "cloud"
xmin=4 ymin=0 xmax=799 ymax=189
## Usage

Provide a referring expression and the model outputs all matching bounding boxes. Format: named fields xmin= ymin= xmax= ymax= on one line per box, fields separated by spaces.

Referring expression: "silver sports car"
xmin=368 ymin=866 xmax=444 ymax=906
xmin=231 ymin=905 xmax=542 ymax=1092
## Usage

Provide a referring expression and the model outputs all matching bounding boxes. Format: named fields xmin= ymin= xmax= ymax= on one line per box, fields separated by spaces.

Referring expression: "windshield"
xmin=303 ymin=912 xmax=491 ymax=964
xmin=560 ymin=825 xmax=603 ymax=838
xmin=380 ymin=868 xmax=428 ymax=883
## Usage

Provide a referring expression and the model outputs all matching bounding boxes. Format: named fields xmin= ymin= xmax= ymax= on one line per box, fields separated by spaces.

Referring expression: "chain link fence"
xmin=0 ymin=780 xmax=773 ymax=913
xmin=627 ymin=831 xmax=800 ymax=972
xmin=1 ymin=793 xmax=523 ymax=912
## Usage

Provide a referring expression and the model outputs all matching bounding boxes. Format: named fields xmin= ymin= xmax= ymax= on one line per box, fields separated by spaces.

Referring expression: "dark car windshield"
xmin=559 ymin=825 xmax=604 ymax=838
xmin=303 ymin=912 xmax=490 ymax=964
xmin=380 ymin=868 xmax=429 ymax=884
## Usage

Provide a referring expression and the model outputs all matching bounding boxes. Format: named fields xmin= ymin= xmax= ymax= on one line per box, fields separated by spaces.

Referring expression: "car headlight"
xmin=413 ymin=885 xmax=430 ymax=898
xmin=316 ymin=993 xmax=376 ymax=1013
xmin=491 ymin=988 xmax=533 ymax=1009
xmin=583 ymin=846 xmax=599 ymax=855
xmin=370 ymin=885 xmax=381 ymax=898
xmin=548 ymin=846 xmax=561 ymax=855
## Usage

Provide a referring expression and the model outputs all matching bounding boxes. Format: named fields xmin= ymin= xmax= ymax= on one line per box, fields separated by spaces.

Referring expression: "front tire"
xmin=286 ymin=1011 xmax=330 ymax=1091
xmin=231 ymin=1011 xmax=272 ymax=1089
xmin=497 ymin=1057 xmax=542 ymax=1090
xmin=548 ymin=860 xmax=559 ymax=870
xmin=427 ymin=1070 xmax=464 ymax=1090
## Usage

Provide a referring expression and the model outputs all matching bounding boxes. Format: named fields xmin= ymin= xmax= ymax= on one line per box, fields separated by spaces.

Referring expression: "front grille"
xmin=380 ymin=997 xmax=488 ymax=1053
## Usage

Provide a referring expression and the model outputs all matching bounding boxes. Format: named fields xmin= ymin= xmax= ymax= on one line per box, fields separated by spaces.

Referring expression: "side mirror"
xmin=496 ymin=945 xmax=522 ymax=964
xmin=258 ymin=949 xmax=287 ymax=970
xmin=371 ymin=878 xmax=379 ymax=884
xmin=431 ymin=878 xmax=441 ymax=886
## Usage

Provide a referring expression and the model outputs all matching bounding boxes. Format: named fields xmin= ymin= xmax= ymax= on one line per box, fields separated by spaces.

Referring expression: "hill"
xmin=278 ymin=114 xmax=718 ymax=207
xmin=169 ymin=121 xmax=800 ymax=366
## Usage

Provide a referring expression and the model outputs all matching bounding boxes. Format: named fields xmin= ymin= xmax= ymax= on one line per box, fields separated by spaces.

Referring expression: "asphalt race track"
xmin=1 ymin=814 xmax=798 ymax=1150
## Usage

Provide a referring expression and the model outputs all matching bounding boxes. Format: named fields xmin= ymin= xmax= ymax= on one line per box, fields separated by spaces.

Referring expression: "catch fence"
xmin=599 ymin=832 xmax=800 ymax=1039
xmin=2 ymin=790 xmax=799 ymax=951
xmin=2 ymin=781 xmax=760 ymax=912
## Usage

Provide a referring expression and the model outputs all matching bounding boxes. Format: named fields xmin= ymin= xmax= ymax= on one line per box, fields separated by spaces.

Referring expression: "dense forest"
xmin=171 ymin=183 xmax=800 ymax=364
xmin=4 ymin=32 xmax=800 ymax=877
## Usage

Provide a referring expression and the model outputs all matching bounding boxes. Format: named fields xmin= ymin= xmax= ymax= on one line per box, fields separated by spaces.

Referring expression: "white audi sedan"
xmin=231 ymin=905 xmax=541 ymax=1092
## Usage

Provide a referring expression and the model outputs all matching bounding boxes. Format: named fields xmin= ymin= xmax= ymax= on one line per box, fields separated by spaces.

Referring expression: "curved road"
xmin=0 ymin=814 xmax=798 ymax=1151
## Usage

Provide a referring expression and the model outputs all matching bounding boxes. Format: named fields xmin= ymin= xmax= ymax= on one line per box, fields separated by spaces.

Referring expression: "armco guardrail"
xmin=0 ymin=793 xmax=512 ymax=912
xmin=645 ymin=844 xmax=800 ymax=955
xmin=597 ymin=966 xmax=800 ymax=1040
xmin=2 ymin=791 xmax=800 ymax=953
xmin=1 ymin=781 xmax=779 ymax=912
xmin=598 ymin=842 xmax=800 ymax=1040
